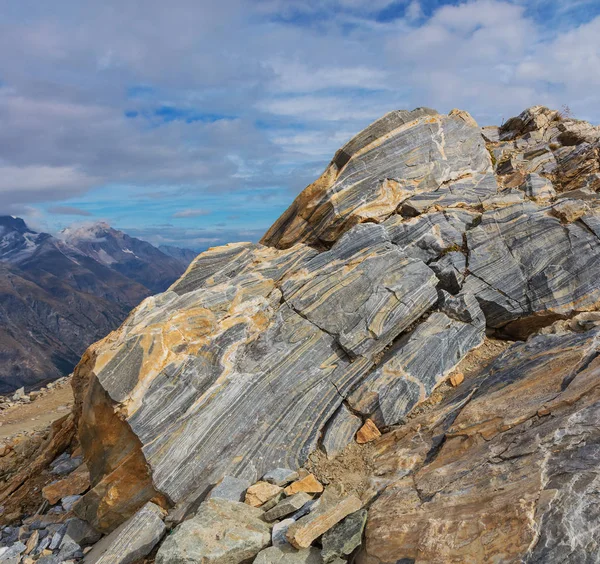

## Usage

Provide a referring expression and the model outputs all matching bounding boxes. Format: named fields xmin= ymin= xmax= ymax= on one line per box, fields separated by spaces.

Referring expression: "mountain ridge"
xmin=0 ymin=217 xmax=197 ymax=392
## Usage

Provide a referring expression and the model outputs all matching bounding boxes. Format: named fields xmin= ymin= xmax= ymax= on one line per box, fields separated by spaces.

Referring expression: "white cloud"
xmin=172 ymin=209 xmax=211 ymax=218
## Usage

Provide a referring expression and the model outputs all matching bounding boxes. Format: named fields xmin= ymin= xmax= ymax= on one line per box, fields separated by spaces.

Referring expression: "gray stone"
xmin=464 ymin=202 xmax=600 ymax=336
xmin=52 ymin=456 xmax=82 ymax=476
xmin=84 ymin=502 xmax=165 ymax=564
xmin=65 ymin=518 xmax=102 ymax=546
xmin=262 ymin=108 xmax=490 ymax=248
xmin=155 ymin=499 xmax=270 ymax=564
xmin=0 ymin=541 xmax=26 ymax=560
xmin=281 ymin=223 xmax=439 ymax=359
xmin=321 ymin=509 xmax=367 ymax=562
xmin=264 ymin=492 xmax=313 ymax=522
xmin=260 ymin=491 xmax=285 ymax=513
xmin=62 ymin=494 xmax=82 ymax=512
xmin=272 ymin=518 xmax=295 ymax=547
xmin=520 ymin=173 xmax=556 ymax=202
xmin=349 ymin=295 xmax=485 ymax=427
xmin=49 ymin=525 xmax=67 ymax=550
xmin=262 ymin=468 xmax=299 ymax=487
xmin=254 ymin=545 xmax=323 ymax=563
xmin=430 ymin=251 xmax=467 ymax=294
xmin=321 ymin=405 xmax=362 ymax=459
xmin=207 ymin=475 xmax=251 ymax=503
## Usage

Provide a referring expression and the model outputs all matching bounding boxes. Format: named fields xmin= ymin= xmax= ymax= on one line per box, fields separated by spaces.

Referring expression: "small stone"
xmin=83 ymin=501 xmax=165 ymax=564
xmin=286 ymin=490 xmax=362 ymax=549
xmin=42 ymin=466 xmax=90 ymax=505
xmin=260 ymin=491 xmax=285 ymax=512
xmin=355 ymin=419 xmax=381 ymax=444
xmin=0 ymin=442 xmax=12 ymax=456
xmin=290 ymin=498 xmax=320 ymax=521
xmin=284 ymin=474 xmax=323 ymax=496
xmin=25 ymin=529 xmax=39 ymax=554
xmin=207 ymin=475 xmax=251 ymax=503
xmin=262 ymin=468 xmax=299 ymax=487
xmin=61 ymin=494 xmax=82 ymax=512
xmin=245 ymin=481 xmax=283 ymax=507
xmin=321 ymin=509 xmax=367 ymax=562
xmin=264 ymin=492 xmax=313 ymax=522
xmin=49 ymin=525 xmax=67 ymax=550
xmin=51 ymin=456 xmax=82 ymax=476
xmin=450 ymin=372 xmax=465 ymax=387
xmin=0 ymin=541 xmax=26 ymax=560
xmin=272 ymin=518 xmax=295 ymax=547
xmin=254 ymin=545 xmax=323 ymax=563
xmin=155 ymin=499 xmax=270 ymax=564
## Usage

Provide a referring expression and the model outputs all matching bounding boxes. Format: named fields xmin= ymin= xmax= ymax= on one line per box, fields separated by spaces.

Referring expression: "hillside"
xmin=1 ymin=105 xmax=599 ymax=564
xmin=0 ymin=218 xmax=196 ymax=392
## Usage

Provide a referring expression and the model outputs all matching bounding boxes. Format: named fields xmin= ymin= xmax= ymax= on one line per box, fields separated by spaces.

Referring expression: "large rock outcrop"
xmin=360 ymin=328 xmax=600 ymax=563
xmin=71 ymin=102 xmax=600 ymax=559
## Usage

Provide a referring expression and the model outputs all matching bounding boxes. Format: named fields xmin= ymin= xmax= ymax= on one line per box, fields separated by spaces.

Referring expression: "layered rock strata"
xmin=71 ymin=105 xmax=600 ymax=541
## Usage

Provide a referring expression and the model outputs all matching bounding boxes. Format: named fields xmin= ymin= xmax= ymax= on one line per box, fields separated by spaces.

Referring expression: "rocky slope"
xmin=1 ymin=105 xmax=600 ymax=564
xmin=0 ymin=218 xmax=196 ymax=392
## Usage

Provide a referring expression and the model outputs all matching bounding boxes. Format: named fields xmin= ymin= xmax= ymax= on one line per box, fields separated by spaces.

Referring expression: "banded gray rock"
xmin=71 ymin=104 xmax=600 ymax=544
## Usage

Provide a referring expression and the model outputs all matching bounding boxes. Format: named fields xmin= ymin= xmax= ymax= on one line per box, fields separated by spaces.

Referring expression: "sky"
xmin=1 ymin=0 xmax=600 ymax=251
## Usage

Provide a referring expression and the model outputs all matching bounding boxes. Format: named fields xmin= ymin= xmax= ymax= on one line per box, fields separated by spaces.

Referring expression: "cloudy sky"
xmin=1 ymin=0 xmax=599 ymax=250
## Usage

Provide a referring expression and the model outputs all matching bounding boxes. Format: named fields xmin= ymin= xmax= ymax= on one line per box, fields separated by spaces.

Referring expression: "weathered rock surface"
xmin=321 ymin=509 xmax=367 ymax=562
xmin=359 ymin=329 xmax=600 ymax=563
xmin=254 ymin=545 xmax=323 ymax=564
xmin=155 ymin=499 xmax=270 ymax=564
xmin=84 ymin=502 xmax=165 ymax=564
xmin=67 ymin=104 xmax=600 ymax=564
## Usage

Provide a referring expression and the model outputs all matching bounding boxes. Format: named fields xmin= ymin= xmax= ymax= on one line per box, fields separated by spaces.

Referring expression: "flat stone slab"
xmin=264 ymin=492 xmax=313 ymax=522
xmin=84 ymin=502 xmax=165 ymax=564
xmin=207 ymin=475 xmax=251 ymax=503
xmin=155 ymin=499 xmax=270 ymax=564
xmin=254 ymin=545 xmax=323 ymax=563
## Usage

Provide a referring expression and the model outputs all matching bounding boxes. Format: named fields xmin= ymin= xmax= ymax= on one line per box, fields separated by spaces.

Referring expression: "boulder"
xmin=155 ymin=499 xmax=270 ymax=564
xmin=360 ymin=329 xmax=600 ymax=563
xmin=84 ymin=502 xmax=165 ymax=564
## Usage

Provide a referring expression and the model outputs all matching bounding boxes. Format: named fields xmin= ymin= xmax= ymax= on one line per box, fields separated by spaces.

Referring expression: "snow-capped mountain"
xmin=0 ymin=217 xmax=197 ymax=392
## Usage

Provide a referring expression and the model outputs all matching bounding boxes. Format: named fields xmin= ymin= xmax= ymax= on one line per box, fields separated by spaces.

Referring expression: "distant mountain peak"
xmin=0 ymin=215 xmax=34 ymax=235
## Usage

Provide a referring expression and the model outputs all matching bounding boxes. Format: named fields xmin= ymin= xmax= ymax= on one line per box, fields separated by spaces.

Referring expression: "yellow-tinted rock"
xmin=356 ymin=419 xmax=381 ymax=444
xmin=450 ymin=372 xmax=464 ymax=387
xmin=284 ymin=474 xmax=323 ymax=496
xmin=42 ymin=465 xmax=90 ymax=505
xmin=245 ymin=482 xmax=283 ymax=507
xmin=286 ymin=490 xmax=362 ymax=549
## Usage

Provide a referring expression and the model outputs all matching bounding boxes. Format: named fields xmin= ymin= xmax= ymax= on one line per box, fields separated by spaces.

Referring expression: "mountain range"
xmin=0 ymin=217 xmax=196 ymax=392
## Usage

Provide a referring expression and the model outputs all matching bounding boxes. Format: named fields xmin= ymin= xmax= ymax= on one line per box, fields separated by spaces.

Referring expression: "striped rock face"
xmin=73 ymin=105 xmax=600 ymax=536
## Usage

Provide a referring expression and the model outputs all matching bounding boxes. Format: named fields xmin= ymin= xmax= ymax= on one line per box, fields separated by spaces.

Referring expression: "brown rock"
xmin=356 ymin=419 xmax=381 ymax=444
xmin=25 ymin=529 xmax=38 ymax=554
xmin=284 ymin=474 xmax=323 ymax=496
xmin=245 ymin=482 xmax=283 ymax=507
xmin=449 ymin=372 xmax=464 ymax=387
xmin=42 ymin=464 xmax=90 ymax=505
xmin=286 ymin=489 xmax=362 ymax=549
